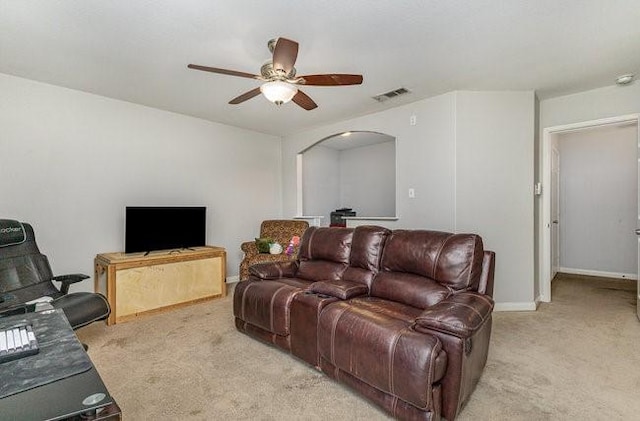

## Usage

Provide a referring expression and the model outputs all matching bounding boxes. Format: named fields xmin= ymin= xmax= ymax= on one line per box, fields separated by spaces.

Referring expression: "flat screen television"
xmin=125 ymin=206 xmax=206 ymax=254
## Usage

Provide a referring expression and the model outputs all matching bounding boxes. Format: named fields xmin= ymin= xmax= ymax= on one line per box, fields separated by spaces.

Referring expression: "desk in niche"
xmin=94 ymin=246 xmax=226 ymax=325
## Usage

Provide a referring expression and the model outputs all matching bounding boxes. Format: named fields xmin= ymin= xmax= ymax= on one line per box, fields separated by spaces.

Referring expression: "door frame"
xmin=540 ymin=113 xmax=640 ymax=303
xmin=551 ymin=144 xmax=560 ymax=279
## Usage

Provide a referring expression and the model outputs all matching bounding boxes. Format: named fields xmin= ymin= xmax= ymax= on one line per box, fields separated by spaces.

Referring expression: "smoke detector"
xmin=616 ymin=74 xmax=635 ymax=86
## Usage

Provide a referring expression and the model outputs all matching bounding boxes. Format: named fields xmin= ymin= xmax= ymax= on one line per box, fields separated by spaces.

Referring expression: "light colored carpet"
xmin=78 ymin=274 xmax=640 ymax=420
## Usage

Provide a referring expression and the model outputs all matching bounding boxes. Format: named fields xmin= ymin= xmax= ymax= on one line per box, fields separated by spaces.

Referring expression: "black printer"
xmin=330 ymin=208 xmax=356 ymax=227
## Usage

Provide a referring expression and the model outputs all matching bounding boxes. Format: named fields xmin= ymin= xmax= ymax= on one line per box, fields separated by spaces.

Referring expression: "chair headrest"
xmin=0 ymin=219 xmax=26 ymax=247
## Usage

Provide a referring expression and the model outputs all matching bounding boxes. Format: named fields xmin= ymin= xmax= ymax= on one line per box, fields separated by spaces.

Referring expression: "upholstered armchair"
xmin=239 ymin=220 xmax=309 ymax=281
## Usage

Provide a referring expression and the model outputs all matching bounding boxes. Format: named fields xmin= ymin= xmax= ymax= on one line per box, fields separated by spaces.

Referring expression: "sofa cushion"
xmin=347 ymin=296 xmax=424 ymax=322
xmin=271 ymin=277 xmax=314 ymax=289
xmin=298 ymin=226 xmax=353 ymax=262
xmin=318 ymin=300 xmax=446 ymax=410
xmin=249 ymin=260 xmax=298 ymax=280
xmin=380 ymin=230 xmax=484 ymax=292
xmin=342 ymin=225 xmax=390 ymax=287
xmin=371 ymin=272 xmax=451 ymax=309
xmin=297 ymin=227 xmax=353 ymax=282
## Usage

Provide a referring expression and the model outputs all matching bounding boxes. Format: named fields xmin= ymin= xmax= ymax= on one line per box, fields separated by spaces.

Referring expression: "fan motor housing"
xmin=261 ymin=62 xmax=296 ymax=80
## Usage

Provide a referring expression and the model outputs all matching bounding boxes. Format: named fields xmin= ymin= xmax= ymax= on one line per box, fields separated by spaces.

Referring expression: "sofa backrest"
xmin=371 ymin=230 xmax=485 ymax=308
xmin=297 ymin=227 xmax=354 ymax=282
xmin=342 ymin=225 xmax=391 ymax=288
xmin=260 ymin=219 xmax=309 ymax=247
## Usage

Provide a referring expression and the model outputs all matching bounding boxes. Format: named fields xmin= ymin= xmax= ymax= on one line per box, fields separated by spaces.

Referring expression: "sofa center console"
xmin=289 ymin=291 xmax=339 ymax=366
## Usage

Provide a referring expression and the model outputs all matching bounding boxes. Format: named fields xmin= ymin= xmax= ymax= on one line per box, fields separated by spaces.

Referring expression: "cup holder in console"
xmin=302 ymin=291 xmax=332 ymax=299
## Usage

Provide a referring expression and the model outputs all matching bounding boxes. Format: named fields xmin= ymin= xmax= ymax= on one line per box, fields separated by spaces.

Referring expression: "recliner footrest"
xmin=318 ymin=300 xmax=447 ymax=410
xmin=233 ymin=280 xmax=307 ymax=338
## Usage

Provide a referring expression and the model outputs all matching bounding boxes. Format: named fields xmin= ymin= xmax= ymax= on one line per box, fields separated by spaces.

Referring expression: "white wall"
xmin=339 ymin=141 xmax=395 ymax=217
xmin=558 ymin=124 xmax=637 ymax=276
xmin=284 ymin=92 xmax=457 ymax=231
xmin=283 ymin=91 xmax=536 ymax=308
xmin=455 ymin=91 xmax=536 ymax=306
xmin=0 ymin=73 xmax=282 ymax=291
xmin=541 ymin=84 xmax=640 ymax=129
xmin=302 ymin=145 xmax=340 ymax=223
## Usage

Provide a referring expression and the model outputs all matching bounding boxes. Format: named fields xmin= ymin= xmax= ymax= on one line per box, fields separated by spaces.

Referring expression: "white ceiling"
xmin=1 ymin=1 xmax=639 ymax=136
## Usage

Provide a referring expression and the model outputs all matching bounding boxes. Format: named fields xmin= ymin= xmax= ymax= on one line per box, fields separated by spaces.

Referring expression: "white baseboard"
xmin=226 ymin=275 xmax=240 ymax=284
xmin=494 ymin=301 xmax=538 ymax=312
xmin=559 ymin=267 xmax=637 ymax=281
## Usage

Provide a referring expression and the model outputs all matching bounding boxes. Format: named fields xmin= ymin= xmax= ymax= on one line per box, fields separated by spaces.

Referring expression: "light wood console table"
xmin=94 ymin=246 xmax=226 ymax=325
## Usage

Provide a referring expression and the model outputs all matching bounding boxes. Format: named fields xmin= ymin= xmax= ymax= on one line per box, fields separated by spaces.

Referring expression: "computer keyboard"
xmin=0 ymin=323 xmax=40 ymax=364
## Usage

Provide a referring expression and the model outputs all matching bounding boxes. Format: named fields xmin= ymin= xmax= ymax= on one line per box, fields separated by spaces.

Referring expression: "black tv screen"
xmin=125 ymin=206 xmax=206 ymax=254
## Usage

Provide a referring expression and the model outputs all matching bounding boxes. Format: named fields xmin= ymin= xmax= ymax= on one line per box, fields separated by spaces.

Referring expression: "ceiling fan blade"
xmin=292 ymin=90 xmax=318 ymax=110
xmin=188 ymin=64 xmax=260 ymax=80
xmin=272 ymin=38 xmax=299 ymax=75
xmin=298 ymin=74 xmax=363 ymax=86
xmin=229 ymin=87 xmax=262 ymax=104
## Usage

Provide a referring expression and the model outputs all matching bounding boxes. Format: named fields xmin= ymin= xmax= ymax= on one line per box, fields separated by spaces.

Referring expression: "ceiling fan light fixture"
xmin=260 ymin=81 xmax=298 ymax=105
xmin=188 ymin=37 xmax=360 ymax=110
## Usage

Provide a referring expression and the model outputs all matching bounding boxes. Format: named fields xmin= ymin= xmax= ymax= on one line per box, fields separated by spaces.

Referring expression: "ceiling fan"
xmin=187 ymin=37 xmax=363 ymax=110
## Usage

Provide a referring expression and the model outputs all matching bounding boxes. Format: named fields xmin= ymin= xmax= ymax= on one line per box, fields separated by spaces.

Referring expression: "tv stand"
xmin=94 ymin=246 xmax=226 ymax=325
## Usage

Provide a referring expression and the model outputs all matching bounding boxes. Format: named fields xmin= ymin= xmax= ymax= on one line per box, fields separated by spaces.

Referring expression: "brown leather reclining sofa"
xmin=233 ymin=225 xmax=495 ymax=420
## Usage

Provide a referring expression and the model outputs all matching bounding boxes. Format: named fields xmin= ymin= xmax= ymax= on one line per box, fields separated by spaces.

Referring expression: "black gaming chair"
xmin=0 ymin=219 xmax=110 ymax=329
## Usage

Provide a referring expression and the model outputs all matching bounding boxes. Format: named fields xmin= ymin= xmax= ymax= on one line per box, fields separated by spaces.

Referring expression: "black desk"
xmin=0 ymin=309 xmax=120 ymax=420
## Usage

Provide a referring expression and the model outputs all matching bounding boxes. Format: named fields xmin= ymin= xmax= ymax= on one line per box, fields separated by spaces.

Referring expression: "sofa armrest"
xmin=414 ymin=292 xmax=494 ymax=338
xmin=241 ymin=241 xmax=259 ymax=255
xmin=478 ymin=250 xmax=495 ymax=297
xmin=249 ymin=260 xmax=299 ymax=280
xmin=310 ymin=280 xmax=368 ymax=300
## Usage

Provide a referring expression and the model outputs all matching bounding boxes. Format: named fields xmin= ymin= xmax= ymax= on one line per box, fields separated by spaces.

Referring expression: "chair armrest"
xmin=52 ymin=273 xmax=90 ymax=294
xmin=241 ymin=241 xmax=259 ymax=255
xmin=249 ymin=260 xmax=298 ymax=280
xmin=413 ymin=292 xmax=494 ymax=338
xmin=310 ymin=280 xmax=368 ymax=300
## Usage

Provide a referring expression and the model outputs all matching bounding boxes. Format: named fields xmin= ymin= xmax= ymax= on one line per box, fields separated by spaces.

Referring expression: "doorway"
xmin=540 ymin=114 xmax=640 ymax=304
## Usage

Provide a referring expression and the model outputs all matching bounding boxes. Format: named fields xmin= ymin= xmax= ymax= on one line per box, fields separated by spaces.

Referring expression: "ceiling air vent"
xmin=373 ymin=87 xmax=410 ymax=102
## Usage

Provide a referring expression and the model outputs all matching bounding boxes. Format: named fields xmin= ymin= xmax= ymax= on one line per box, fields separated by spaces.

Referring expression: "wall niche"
xmin=297 ymin=131 xmax=396 ymax=225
